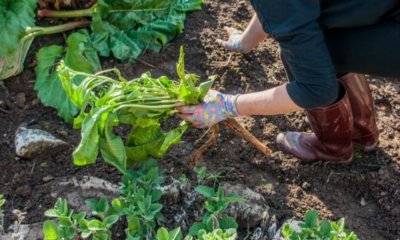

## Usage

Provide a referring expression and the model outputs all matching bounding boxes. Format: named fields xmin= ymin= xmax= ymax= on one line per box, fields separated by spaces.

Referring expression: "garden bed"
xmin=0 ymin=0 xmax=399 ymax=239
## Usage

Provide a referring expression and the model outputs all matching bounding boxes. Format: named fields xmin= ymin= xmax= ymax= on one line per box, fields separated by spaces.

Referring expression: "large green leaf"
xmin=35 ymin=31 xmax=101 ymax=123
xmin=125 ymin=123 xmax=187 ymax=164
xmin=73 ymin=107 xmax=109 ymax=166
xmin=99 ymin=113 xmax=127 ymax=173
xmin=34 ymin=45 xmax=79 ymax=123
xmin=0 ymin=0 xmax=36 ymax=56
xmin=65 ymin=30 xmax=101 ymax=73
xmin=90 ymin=0 xmax=204 ymax=61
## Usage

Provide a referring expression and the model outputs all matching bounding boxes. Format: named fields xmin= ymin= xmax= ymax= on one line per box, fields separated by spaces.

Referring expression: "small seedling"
xmin=194 ymin=167 xmax=231 ymax=188
xmin=282 ymin=210 xmax=359 ymax=240
xmin=43 ymin=197 xmax=119 ymax=240
xmin=353 ymin=149 xmax=364 ymax=161
xmin=43 ymin=160 xmax=167 ymax=240
xmin=189 ymin=185 xmax=244 ymax=238
xmin=40 ymin=161 xmax=48 ymax=168
xmin=179 ymin=174 xmax=190 ymax=188
xmin=0 ymin=194 xmax=5 ymax=234
xmin=0 ymin=194 xmax=5 ymax=216
xmin=156 ymin=227 xmax=183 ymax=240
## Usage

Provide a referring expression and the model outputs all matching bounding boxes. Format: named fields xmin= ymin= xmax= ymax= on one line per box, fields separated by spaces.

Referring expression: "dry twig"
xmin=191 ymin=124 xmax=219 ymax=167
xmin=191 ymin=119 xmax=272 ymax=167
xmin=222 ymin=118 xmax=272 ymax=155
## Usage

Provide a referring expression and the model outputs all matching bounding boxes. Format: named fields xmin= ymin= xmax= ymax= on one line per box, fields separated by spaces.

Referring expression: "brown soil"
xmin=1 ymin=0 xmax=399 ymax=239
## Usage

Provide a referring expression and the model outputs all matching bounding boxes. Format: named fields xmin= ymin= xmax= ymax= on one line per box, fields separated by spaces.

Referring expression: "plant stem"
xmin=38 ymin=6 xmax=94 ymax=18
xmin=37 ymin=5 xmax=169 ymax=18
xmin=114 ymin=103 xmax=180 ymax=112
xmin=27 ymin=20 xmax=91 ymax=36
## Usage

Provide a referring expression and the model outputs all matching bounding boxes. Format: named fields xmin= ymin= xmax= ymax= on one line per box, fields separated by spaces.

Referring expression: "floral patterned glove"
xmin=216 ymin=27 xmax=248 ymax=53
xmin=177 ymin=90 xmax=240 ymax=128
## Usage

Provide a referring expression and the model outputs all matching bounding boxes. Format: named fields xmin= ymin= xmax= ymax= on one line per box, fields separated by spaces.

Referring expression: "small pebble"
xmin=42 ymin=175 xmax=54 ymax=183
xmin=302 ymin=182 xmax=311 ymax=190
xmin=360 ymin=198 xmax=367 ymax=207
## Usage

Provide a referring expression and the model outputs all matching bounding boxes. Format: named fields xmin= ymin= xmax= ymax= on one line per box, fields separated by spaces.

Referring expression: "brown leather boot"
xmin=339 ymin=73 xmax=379 ymax=151
xmin=276 ymin=86 xmax=354 ymax=163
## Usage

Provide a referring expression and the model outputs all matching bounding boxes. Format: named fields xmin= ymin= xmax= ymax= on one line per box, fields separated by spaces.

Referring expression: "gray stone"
xmin=51 ymin=176 xmax=119 ymax=212
xmin=0 ymin=222 xmax=43 ymax=240
xmin=15 ymin=125 xmax=70 ymax=158
xmin=270 ymin=219 xmax=303 ymax=240
xmin=221 ymin=183 xmax=270 ymax=228
xmin=159 ymin=178 xmax=182 ymax=202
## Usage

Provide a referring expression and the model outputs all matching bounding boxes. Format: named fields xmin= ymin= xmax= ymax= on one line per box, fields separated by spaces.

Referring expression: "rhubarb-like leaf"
xmin=0 ymin=0 xmax=36 ymax=80
xmin=0 ymin=19 xmax=90 ymax=80
xmin=91 ymin=0 xmax=204 ymax=61
xmin=65 ymin=30 xmax=101 ymax=73
xmin=35 ymin=30 xmax=101 ymax=123
xmin=58 ymin=48 xmax=212 ymax=173
xmin=0 ymin=0 xmax=36 ymax=56
xmin=34 ymin=45 xmax=79 ymax=123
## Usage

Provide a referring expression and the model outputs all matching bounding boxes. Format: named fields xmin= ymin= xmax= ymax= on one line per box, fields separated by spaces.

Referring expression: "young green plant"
xmin=38 ymin=0 xmax=203 ymax=61
xmin=0 ymin=194 xmax=5 ymax=233
xmin=281 ymin=210 xmax=359 ymax=240
xmin=43 ymin=197 xmax=119 ymax=240
xmin=188 ymin=185 xmax=244 ymax=238
xmin=43 ymin=160 xmax=166 ymax=240
xmin=59 ymin=46 xmax=214 ymax=173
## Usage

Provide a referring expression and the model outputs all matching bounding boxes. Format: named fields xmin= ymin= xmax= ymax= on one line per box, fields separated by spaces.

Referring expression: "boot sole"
xmin=354 ymin=142 xmax=378 ymax=152
xmin=326 ymin=156 xmax=353 ymax=165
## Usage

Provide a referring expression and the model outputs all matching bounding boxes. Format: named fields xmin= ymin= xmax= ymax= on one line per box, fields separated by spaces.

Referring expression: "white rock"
xmin=51 ymin=176 xmax=119 ymax=212
xmin=360 ymin=198 xmax=367 ymax=207
xmin=270 ymin=219 xmax=303 ymax=240
xmin=15 ymin=125 xmax=70 ymax=158
xmin=0 ymin=222 xmax=42 ymax=240
xmin=221 ymin=183 xmax=270 ymax=228
xmin=221 ymin=183 xmax=266 ymax=202
xmin=158 ymin=178 xmax=183 ymax=202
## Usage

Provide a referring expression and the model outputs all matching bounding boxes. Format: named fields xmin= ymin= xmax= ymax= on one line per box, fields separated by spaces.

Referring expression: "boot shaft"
xmin=277 ymin=83 xmax=354 ymax=163
xmin=306 ymin=86 xmax=354 ymax=155
xmin=339 ymin=73 xmax=379 ymax=149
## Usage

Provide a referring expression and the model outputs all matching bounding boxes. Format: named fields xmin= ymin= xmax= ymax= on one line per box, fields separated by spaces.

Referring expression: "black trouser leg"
xmin=325 ymin=21 xmax=400 ymax=78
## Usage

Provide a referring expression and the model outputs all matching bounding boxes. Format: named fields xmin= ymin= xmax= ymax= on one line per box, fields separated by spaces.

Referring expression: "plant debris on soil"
xmin=0 ymin=0 xmax=399 ymax=239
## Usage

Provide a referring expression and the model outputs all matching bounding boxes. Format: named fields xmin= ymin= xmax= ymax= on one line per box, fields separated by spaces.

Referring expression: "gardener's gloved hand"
xmin=177 ymin=90 xmax=240 ymax=128
xmin=216 ymin=27 xmax=249 ymax=53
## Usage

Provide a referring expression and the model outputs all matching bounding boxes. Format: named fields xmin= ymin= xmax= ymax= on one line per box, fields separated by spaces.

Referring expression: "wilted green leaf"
xmin=0 ymin=36 xmax=34 ymax=80
xmin=34 ymin=45 xmax=79 ymax=123
xmin=0 ymin=0 xmax=36 ymax=56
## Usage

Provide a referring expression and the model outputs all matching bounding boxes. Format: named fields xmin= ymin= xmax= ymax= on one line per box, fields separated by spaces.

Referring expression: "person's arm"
xmin=236 ymin=84 xmax=301 ymax=115
xmin=177 ymin=84 xmax=301 ymax=128
xmin=241 ymin=14 xmax=269 ymax=51
xmin=217 ymin=14 xmax=268 ymax=53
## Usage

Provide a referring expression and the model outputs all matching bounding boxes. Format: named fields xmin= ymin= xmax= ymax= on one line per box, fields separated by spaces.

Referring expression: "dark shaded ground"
xmin=0 ymin=0 xmax=399 ymax=239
